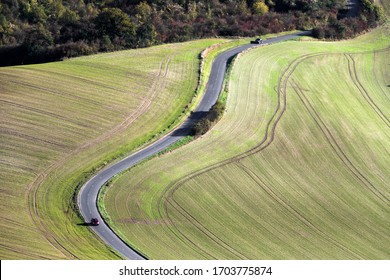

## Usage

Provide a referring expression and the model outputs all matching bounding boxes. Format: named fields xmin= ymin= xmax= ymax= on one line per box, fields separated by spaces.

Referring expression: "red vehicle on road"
xmin=91 ymin=218 xmax=99 ymax=226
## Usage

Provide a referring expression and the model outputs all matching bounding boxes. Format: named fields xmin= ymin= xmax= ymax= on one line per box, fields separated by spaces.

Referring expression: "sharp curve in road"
xmin=78 ymin=31 xmax=311 ymax=260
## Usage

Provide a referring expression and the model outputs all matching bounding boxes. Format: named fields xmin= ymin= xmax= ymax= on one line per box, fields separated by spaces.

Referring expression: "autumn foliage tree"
xmin=253 ymin=0 xmax=269 ymax=15
xmin=0 ymin=0 xmax=385 ymax=65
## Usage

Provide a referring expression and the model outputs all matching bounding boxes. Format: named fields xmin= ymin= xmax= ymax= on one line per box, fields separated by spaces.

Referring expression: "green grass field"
xmin=377 ymin=0 xmax=390 ymax=17
xmin=0 ymin=38 xmax=241 ymax=259
xmin=103 ymin=25 xmax=390 ymax=259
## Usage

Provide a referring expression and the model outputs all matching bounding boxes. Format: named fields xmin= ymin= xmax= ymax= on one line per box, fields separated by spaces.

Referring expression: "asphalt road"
xmin=346 ymin=0 xmax=359 ymax=18
xmin=77 ymin=31 xmax=311 ymax=260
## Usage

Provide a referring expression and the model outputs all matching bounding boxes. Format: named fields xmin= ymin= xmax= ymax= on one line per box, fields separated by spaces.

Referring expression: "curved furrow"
xmin=290 ymin=79 xmax=390 ymax=205
xmin=166 ymin=191 xmax=249 ymax=259
xmin=345 ymin=54 xmax=390 ymax=127
xmin=235 ymin=161 xmax=364 ymax=259
xmin=157 ymin=48 xmax=389 ymax=257
xmin=157 ymin=53 xmax=324 ymax=256
xmin=26 ymin=56 xmax=171 ymax=259
xmin=372 ymin=50 xmax=390 ymax=103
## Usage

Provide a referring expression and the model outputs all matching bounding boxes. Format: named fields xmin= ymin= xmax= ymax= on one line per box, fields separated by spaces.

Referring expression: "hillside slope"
xmin=0 ymin=38 xmax=227 ymax=259
xmin=103 ymin=26 xmax=390 ymax=259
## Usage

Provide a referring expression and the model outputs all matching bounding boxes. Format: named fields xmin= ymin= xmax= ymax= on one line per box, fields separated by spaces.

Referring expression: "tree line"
xmin=0 ymin=0 xmax=385 ymax=66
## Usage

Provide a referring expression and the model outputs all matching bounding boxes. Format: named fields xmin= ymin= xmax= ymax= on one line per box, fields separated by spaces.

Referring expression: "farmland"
xmin=376 ymin=0 xmax=390 ymax=17
xmin=103 ymin=25 xmax=390 ymax=259
xmin=0 ymin=38 xmax=236 ymax=259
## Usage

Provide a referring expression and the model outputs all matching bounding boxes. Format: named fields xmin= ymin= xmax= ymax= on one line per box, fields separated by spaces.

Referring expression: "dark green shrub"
xmin=192 ymin=118 xmax=211 ymax=136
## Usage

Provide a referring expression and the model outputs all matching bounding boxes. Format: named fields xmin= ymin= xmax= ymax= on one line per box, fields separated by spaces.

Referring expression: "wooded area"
xmin=0 ymin=0 xmax=384 ymax=65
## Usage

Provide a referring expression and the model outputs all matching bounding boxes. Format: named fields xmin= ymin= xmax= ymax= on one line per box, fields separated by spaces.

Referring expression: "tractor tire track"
xmin=26 ymin=56 xmax=171 ymax=259
xmin=157 ymin=53 xmax=325 ymax=257
xmin=0 ymin=75 xmax=103 ymax=107
xmin=372 ymin=49 xmax=390 ymax=103
xmin=81 ymin=34 xmax=386 ymax=259
xmin=345 ymin=54 xmax=390 ymax=127
xmin=290 ymin=79 xmax=389 ymax=205
xmin=0 ymin=99 xmax=95 ymax=129
xmin=165 ymin=191 xmax=249 ymax=259
xmin=13 ymin=67 xmax=146 ymax=96
xmin=235 ymin=161 xmax=364 ymax=259
xmin=0 ymin=159 xmax=36 ymax=173
xmin=156 ymin=179 xmax=218 ymax=259
xmin=158 ymin=49 xmax=389 ymax=257
xmin=0 ymin=244 xmax=52 ymax=260
xmin=0 ymin=127 xmax=69 ymax=149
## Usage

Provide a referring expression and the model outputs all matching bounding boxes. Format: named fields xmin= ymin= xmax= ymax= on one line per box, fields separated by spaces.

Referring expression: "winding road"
xmin=78 ymin=31 xmax=311 ymax=260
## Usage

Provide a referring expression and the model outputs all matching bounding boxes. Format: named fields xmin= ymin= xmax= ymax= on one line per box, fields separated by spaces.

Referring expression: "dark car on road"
xmin=251 ymin=38 xmax=263 ymax=44
xmin=91 ymin=218 xmax=99 ymax=226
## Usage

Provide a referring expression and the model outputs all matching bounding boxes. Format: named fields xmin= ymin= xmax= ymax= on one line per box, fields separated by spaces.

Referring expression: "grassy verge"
xmin=103 ymin=25 xmax=390 ymax=259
